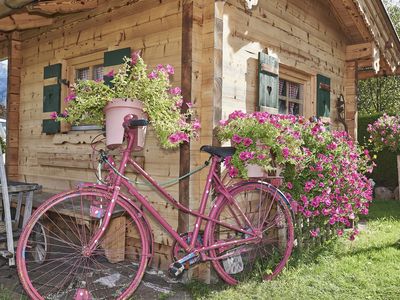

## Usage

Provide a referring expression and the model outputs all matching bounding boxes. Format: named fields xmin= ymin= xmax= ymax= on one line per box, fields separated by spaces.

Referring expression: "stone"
xmin=394 ymin=186 xmax=399 ymax=200
xmin=375 ymin=187 xmax=394 ymax=200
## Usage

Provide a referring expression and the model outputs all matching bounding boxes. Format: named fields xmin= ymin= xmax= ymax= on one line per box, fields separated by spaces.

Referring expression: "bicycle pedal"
xmin=168 ymin=262 xmax=185 ymax=278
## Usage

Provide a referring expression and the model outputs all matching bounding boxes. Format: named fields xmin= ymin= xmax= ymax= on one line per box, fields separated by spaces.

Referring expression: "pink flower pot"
xmin=103 ymin=98 xmax=147 ymax=150
xmin=246 ymin=164 xmax=267 ymax=178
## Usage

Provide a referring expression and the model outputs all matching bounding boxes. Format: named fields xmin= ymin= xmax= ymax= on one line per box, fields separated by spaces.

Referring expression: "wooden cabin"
xmin=0 ymin=0 xmax=399 ymax=277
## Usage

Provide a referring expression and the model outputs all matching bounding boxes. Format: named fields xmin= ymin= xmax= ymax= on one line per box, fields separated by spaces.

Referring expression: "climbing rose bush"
xmin=218 ymin=111 xmax=374 ymax=239
xmin=367 ymin=114 xmax=400 ymax=153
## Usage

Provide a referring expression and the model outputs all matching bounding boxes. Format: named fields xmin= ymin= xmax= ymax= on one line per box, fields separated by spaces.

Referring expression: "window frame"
xmin=278 ymin=66 xmax=315 ymax=118
xmin=63 ymin=52 xmax=105 ymax=130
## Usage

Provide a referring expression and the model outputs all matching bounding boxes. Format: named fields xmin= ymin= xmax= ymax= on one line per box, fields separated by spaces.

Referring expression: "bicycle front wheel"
xmin=207 ymin=181 xmax=294 ymax=284
xmin=16 ymin=188 xmax=148 ymax=300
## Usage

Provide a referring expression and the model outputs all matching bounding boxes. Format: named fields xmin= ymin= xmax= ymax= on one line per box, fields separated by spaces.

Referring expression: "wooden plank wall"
xmin=221 ymin=0 xmax=350 ymax=126
xmin=17 ymin=0 xmax=213 ymax=270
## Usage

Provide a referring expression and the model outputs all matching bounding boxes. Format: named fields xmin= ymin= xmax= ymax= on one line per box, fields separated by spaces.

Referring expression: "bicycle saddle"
xmin=200 ymin=145 xmax=236 ymax=159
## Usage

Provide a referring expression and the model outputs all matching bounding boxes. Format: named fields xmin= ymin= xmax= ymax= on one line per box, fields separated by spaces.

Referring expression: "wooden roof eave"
xmin=352 ymin=0 xmax=400 ymax=77
xmin=0 ymin=0 xmax=98 ymax=32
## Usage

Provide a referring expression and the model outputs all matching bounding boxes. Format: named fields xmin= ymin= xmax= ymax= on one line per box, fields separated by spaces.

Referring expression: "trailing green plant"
xmin=51 ymin=52 xmax=200 ymax=149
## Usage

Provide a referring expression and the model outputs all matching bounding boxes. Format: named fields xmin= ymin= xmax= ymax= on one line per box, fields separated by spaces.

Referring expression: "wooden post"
xmin=178 ymin=0 xmax=193 ymax=234
xmin=6 ymin=31 xmax=21 ymax=180
xmin=0 ymin=142 xmax=15 ymax=266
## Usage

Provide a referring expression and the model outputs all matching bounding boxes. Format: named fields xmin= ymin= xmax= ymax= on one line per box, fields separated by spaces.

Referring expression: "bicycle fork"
xmin=82 ymin=186 xmax=121 ymax=256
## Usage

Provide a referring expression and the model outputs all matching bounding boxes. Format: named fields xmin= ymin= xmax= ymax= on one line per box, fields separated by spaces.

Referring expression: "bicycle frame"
xmin=85 ymin=127 xmax=259 ymax=261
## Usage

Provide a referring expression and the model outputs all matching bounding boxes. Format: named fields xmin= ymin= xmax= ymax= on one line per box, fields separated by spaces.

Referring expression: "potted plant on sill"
xmin=51 ymin=51 xmax=200 ymax=150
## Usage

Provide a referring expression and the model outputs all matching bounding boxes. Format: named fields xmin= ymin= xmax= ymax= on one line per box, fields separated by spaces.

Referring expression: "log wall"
xmin=16 ymin=0 xmax=214 ymax=270
xmin=221 ymin=0 xmax=350 ymax=129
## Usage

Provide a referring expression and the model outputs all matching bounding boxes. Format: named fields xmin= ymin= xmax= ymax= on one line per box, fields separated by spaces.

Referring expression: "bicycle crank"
xmin=168 ymin=252 xmax=200 ymax=278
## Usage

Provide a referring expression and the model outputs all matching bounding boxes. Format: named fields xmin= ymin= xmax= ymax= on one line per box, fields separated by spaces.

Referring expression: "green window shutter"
xmin=104 ymin=48 xmax=131 ymax=67
xmin=317 ymin=74 xmax=331 ymax=117
xmin=43 ymin=84 xmax=61 ymax=113
xmin=258 ymin=52 xmax=279 ymax=111
xmin=42 ymin=119 xmax=60 ymax=134
xmin=43 ymin=63 xmax=62 ymax=134
xmin=44 ymin=63 xmax=61 ymax=80
xmin=103 ymin=47 xmax=131 ymax=87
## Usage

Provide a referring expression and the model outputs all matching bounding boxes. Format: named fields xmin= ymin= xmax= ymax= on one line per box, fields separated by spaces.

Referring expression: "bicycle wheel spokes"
xmin=208 ymin=182 xmax=294 ymax=284
xmin=17 ymin=190 xmax=148 ymax=300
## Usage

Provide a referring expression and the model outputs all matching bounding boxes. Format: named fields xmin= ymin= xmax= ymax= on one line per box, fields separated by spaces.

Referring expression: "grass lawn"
xmin=188 ymin=200 xmax=400 ymax=300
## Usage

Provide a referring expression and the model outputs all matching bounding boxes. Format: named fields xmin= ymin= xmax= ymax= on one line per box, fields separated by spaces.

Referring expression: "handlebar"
xmin=123 ymin=114 xmax=148 ymax=129
xmin=127 ymin=119 xmax=148 ymax=128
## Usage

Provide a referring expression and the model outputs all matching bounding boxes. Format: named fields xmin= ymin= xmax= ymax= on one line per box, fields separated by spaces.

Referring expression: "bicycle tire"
xmin=16 ymin=188 xmax=149 ymax=300
xmin=206 ymin=181 xmax=294 ymax=284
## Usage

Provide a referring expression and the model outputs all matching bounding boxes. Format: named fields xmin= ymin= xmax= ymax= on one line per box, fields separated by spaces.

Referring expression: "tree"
xmin=358 ymin=76 xmax=400 ymax=114
xmin=357 ymin=1 xmax=400 ymax=115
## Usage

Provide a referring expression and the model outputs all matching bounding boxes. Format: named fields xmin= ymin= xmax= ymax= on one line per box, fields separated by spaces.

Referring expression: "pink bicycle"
xmin=16 ymin=116 xmax=294 ymax=299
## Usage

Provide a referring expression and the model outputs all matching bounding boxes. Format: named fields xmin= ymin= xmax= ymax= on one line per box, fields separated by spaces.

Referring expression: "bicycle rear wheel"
xmin=207 ymin=181 xmax=294 ymax=284
xmin=16 ymin=188 xmax=148 ymax=300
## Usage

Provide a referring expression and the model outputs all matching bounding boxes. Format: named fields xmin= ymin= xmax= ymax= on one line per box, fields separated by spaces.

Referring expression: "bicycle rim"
xmin=17 ymin=189 xmax=148 ymax=300
xmin=207 ymin=181 xmax=294 ymax=284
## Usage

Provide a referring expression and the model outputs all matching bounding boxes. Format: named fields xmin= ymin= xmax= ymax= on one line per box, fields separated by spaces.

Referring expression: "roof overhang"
xmin=0 ymin=0 xmax=97 ymax=32
xmin=329 ymin=0 xmax=400 ymax=79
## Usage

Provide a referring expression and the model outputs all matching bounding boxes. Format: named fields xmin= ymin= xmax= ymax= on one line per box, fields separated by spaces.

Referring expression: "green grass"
xmin=188 ymin=200 xmax=400 ymax=300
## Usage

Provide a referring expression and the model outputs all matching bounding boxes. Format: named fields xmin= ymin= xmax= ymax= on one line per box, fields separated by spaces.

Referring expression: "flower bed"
xmin=218 ymin=111 xmax=374 ymax=241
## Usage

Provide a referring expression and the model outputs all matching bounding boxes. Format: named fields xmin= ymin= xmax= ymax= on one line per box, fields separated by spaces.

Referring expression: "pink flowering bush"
xmin=367 ymin=114 xmax=400 ymax=153
xmin=218 ymin=111 xmax=374 ymax=239
xmin=53 ymin=52 xmax=199 ymax=149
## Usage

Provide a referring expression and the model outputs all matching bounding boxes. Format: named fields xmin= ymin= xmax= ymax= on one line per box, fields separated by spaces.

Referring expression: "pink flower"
xmin=228 ymin=166 xmax=238 ymax=177
xmin=310 ymin=228 xmax=320 ymax=237
xmin=166 ymin=64 xmax=175 ymax=75
xmin=257 ymin=154 xmax=267 ymax=160
xmin=243 ymin=137 xmax=253 ymax=147
xmin=232 ymin=134 xmax=242 ymax=144
xmin=169 ymin=87 xmax=182 ymax=95
xmin=64 ymin=93 xmax=76 ymax=103
xmin=239 ymin=151 xmax=254 ymax=161
xmin=192 ymin=119 xmax=201 ymax=130
xmin=337 ymin=229 xmax=344 ymax=236
xmin=219 ymin=119 xmax=228 ymax=126
xmin=50 ymin=111 xmax=58 ymax=120
xmin=282 ymin=147 xmax=290 ymax=158
xmin=304 ymin=181 xmax=315 ymax=192
xmin=156 ymin=64 xmax=166 ymax=72
xmin=303 ymin=210 xmax=312 ymax=218
xmin=148 ymin=71 xmax=158 ymax=79
xmin=168 ymin=132 xmax=189 ymax=144
xmin=327 ymin=142 xmax=337 ymax=150
xmin=131 ymin=51 xmax=140 ymax=65
xmin=175 ymin=98 xmax=183 ymax=108
xmin=286 ymin=182 xmax=293 ymax=190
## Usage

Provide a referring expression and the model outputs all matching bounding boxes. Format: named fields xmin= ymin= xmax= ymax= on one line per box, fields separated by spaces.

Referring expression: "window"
xmin=278 ymin=79 xmax=304 ymax=115
xmin=75 ymin=64 xmax=103 ymax=81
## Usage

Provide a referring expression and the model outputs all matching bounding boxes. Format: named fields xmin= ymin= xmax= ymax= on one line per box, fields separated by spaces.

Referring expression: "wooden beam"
xmin=6 ymin=31 xmax=21 ymax=180
xmin=0 ymin=13 xmax=53 ymax=31
xmin=178 ymin=0 xmax=193 ymax=234
xmin=345 ymin=42 xmax=376 ymax=60
xmin=26 ymin=0 xmax=98 ymax=15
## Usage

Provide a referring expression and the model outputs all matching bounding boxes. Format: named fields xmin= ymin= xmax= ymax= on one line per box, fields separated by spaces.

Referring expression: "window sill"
xmin=52 ymin=129 xmax=104 ymax=145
